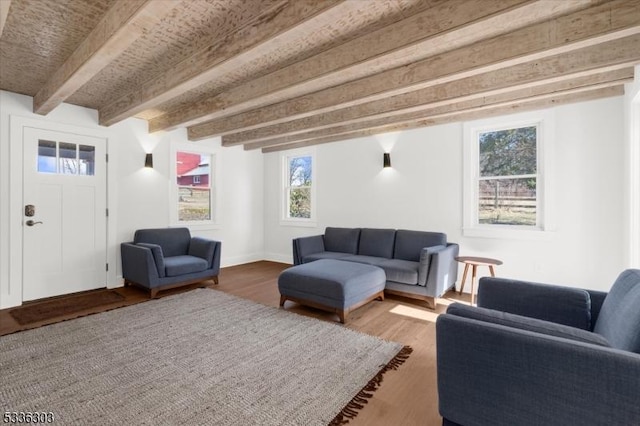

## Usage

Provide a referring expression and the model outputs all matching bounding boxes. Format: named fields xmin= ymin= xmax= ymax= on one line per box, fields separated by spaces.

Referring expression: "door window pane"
xmin=78 ymin=145 xmax=95 ymax=176
xmin=38 ymin=140 xmax=57 ymax=173
xmin=59 ymin=143 xmax=78 ymax=175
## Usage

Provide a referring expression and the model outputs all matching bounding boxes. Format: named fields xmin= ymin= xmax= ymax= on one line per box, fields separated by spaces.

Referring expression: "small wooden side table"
xmin=455 ymin=256 xmax=503 ymax=305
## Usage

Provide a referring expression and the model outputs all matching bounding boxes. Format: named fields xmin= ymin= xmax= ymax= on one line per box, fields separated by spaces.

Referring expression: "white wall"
xmin=624 ymin=65 xmax=640 ymax=269
xmin=263 ymin=96 xmax=627 ymax=292
xmin=0 ymin=90 xmax=264 ymax=308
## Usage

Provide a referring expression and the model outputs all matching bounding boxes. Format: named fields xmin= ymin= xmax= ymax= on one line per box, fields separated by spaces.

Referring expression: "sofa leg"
xmin=279 ymin=295 xmax=287 ymax=307
xmin=338 ymin=309 xmax=347 ymax=324
xmin=424 ymin=297 xmax=436 ymax=310
xmin=149 ymin=288 xmax=159 ymax=299
xmin=213 ymin=275 xmax=219 ymax=285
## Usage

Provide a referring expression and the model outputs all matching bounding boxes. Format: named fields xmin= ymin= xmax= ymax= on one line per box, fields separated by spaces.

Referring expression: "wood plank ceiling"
xmin=1 ymin=0 xmax=639 ymax=153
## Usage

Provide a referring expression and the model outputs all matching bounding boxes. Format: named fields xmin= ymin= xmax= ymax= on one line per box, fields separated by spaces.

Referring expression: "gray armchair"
xmin=436 ymin=269 xmax=640 ymax=426
xmin=121 ymin=228 xmax=221 ymax=298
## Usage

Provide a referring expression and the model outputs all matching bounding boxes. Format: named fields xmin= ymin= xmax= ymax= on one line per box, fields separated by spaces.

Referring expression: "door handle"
xmin=26 ymin=220 xmax=43 ymax=226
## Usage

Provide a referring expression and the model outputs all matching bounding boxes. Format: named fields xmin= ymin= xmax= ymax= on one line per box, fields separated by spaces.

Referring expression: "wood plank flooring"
xmin=0 ymin=261 xmax=470 ymax=426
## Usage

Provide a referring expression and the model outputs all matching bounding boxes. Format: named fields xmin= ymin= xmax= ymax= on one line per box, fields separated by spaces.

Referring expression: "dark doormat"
xmin=9 ymin=289 xmax=126 ymax=326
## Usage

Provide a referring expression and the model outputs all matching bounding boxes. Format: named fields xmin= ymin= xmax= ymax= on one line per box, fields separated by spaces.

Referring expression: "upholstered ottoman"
xmin=278 ymin=259 xmax=386 ymax=323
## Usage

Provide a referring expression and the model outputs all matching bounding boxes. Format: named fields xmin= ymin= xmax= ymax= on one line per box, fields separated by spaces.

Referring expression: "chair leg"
xmin=279 ymin=295 xmax=287 ymax=307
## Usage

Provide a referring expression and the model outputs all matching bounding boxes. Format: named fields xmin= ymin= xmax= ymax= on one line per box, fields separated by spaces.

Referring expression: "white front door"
xmin=22 ymin=127 xmax=107 ymax=301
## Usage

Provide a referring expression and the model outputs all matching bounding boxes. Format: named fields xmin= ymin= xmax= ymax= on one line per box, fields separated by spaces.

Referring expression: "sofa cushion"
xmin=394 ymin=230 xmax=447 ymax=262
xmin=134 ymin=228 xmax=191 ymax=258
xmin=593 ymin=269 xmax=640 ymax=353
xmin=358 ymin=228 xmax=396 ymax=258
xmin=324 ymin=227 xmax=360 ymax=254
xmin=380 ymin=259 xmax=419 ymax=285
xmin=341 ymin=255 xmax=388 ymax=267
xmin=164 ymin=255 xmax=208 ymax=277
xmin=303 ymin=252 xmax=352 ymax=263
xmin=136 ymin=243 xmax=165 ymax=278
xmin=447 ymin=303 xmax=611 ymax=347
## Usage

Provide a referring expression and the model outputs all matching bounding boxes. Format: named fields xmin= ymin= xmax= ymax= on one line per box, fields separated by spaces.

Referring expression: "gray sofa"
xmin=293 ymin=227 xmax=459 ymax=309
xmin=121 ymin=228 xmax=221 ymax=298
xmin=436 ymin=269 xmax=640 ymax=426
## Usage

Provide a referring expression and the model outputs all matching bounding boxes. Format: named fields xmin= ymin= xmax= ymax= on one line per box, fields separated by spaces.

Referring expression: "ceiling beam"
xmin=148 ymin=0 xmax=592 ymax=133
xmin=191 ymin=0 xmax=640 ymax=141
xmin=33 ymin=0 xmax=179 ymax=116
xmin=210 ymin=34 xmax=640 ymax=145
xmin=0 ymin=0 xmax=10 ymax=37
xmin=242 ymin=69 xmax=634 ymax=150
xmin=261 ymin=85 xmax=625 ymax=153
xmin=97 ymin=0 xmax=349 ymax=127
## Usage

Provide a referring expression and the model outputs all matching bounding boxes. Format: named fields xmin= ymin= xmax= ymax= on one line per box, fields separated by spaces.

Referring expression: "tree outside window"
xmin=285 ymin=155 xmax=312 ymax=219
xmin=478 ymin=126 xmax=537 ymax=226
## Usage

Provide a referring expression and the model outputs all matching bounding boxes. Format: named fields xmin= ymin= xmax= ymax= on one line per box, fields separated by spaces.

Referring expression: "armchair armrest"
xmin=477 ymin=277 xmax=592 ymax=330
xmin=120 ymin=242 xmax=160 ymax=286
xmin=188 ymin=237 xmax=221 ymax=271
xmin=292 ymin=235 xmax=324 ymax=265
xmin=437 ymin=314 xmax=640 ymax=426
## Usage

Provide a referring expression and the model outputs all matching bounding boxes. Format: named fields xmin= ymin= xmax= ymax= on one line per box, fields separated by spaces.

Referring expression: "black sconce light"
xmin=383 ymin=152 xmax=391 ymax=168
xmin=145 ymin=153 xmax=153 ymax=168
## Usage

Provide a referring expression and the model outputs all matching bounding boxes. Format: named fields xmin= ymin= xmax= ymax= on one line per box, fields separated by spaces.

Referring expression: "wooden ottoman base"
xmin=279 ymin=291 xmax=384 ymax=324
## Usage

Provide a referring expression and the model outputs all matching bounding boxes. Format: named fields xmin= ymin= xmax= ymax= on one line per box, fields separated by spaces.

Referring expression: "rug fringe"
xmin=329 ymin=345 xmax=413 ymax=426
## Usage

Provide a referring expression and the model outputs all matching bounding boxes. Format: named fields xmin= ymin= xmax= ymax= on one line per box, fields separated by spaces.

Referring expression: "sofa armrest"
xmin=437 ymin=314 xmax=640 ymax=426
xmin=422 ymin=243 xmax=459 ymax=297
xmin=292 ymin=235 xmax=324 ymax=265
xmin=121 ymin=242 xmax=160 ymax=286
xmin=189 ymin=237 xmax=221 ymax=271
xmin=587 ymin=289 xmax=608 ymax=329
xmin=477 ymin=277 xmax=592 ymax=330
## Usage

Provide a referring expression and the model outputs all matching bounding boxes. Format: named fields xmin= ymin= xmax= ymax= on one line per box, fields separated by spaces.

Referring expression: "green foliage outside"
xmin=478 ymin=127 xmax=537 ymax=226
xmin=288 ymin=156 xmax=312 ymax=219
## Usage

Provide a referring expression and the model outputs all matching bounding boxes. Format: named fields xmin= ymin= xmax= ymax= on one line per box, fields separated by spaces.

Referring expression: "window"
xmin=175 ymin=150 xmax=213 ymax=223
xmin=463 ymin=111 xmax=554 ymax=239
xmin=37 ymin=140 xmax=95 ymax=176
xmin=282 ymin=150 xmax=315 ymax=225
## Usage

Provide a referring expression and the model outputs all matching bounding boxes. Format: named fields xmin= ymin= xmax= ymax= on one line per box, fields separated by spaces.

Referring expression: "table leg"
xmin=459 ymin=263 xmax=470 ymax=295
xmin=470 ymin=265 xmax=477 ymax=305
xmin=489 ymin=265 xmax=496 ymax=277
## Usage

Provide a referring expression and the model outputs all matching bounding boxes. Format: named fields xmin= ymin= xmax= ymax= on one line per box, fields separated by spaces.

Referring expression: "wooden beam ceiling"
xmin=2 ymin=0 xmax=639 ymax=153
xmin=97 ymin=0 xmax=350 ymax=126
xmin=0 ymin=0 xmax=10 ymax=38
xmin=190 ymin=0 xmax=640 ymax=141
xmin=33 ymin=0 xmax=179 ymax=115
xmin=148 ymin=0 xmax=588 ymax=133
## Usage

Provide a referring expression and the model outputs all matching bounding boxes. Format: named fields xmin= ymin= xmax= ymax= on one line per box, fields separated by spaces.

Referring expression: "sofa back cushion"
xmin=394 ymin=230 xmax=447 ymax=262
xmin=324 ymin=227 xmax=360 ymax=254
xmin=134 ymin=228 xmax=191 ymax=258
xmin=358 ymin=228 xmax=396 ymax=258
xmin=593 ymin=269 xmax=640 ymax=353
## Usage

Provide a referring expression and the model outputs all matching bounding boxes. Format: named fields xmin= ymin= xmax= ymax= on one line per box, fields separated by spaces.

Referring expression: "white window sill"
xmin=463 ymin=226 xmax=555 ymax=241
xmin=172 ymin=222 xmax=221 ymax=231
xmin=280 ymin=219 xmax=318 ymax=228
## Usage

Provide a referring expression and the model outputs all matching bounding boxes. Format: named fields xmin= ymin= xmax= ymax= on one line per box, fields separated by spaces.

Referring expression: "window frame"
xmin=280 ymin=148 xmax=317 ymax=227
xmin=170 ymin=143 xmax=219 ymax=229
xmin=463 ymin=110 xmax=555 ymax=240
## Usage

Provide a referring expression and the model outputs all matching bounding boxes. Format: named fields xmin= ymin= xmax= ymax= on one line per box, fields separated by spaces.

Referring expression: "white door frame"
xmin=5 ymin=115 xmax=117 ymax=308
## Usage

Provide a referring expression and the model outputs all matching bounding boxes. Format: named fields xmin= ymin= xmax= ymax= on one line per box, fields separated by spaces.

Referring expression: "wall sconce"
xmin=145 ymin=153 xmax=153 ymax=168
xmin=383 ymin=152 xmax=391 ymax=168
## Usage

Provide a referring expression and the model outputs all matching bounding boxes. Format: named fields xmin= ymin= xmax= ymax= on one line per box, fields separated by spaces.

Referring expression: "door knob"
xmin=26 ymin=220 xmax=43 ymax=226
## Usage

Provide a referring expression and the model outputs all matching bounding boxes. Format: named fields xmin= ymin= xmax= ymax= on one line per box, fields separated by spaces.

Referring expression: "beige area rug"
xmin=0 ymin=288 xmax=410 ymax=425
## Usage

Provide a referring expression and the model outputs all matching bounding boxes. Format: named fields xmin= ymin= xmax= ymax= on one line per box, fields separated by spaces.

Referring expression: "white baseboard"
xmin=221 ymin=253 xmax=266 ymax=268
xmin=262 ymin=252 xmax=293 ymax=265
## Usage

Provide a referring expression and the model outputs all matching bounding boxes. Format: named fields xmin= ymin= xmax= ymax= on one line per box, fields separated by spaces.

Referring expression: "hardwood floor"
xmin=0 ymin=261 xmax=471 ymax=426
